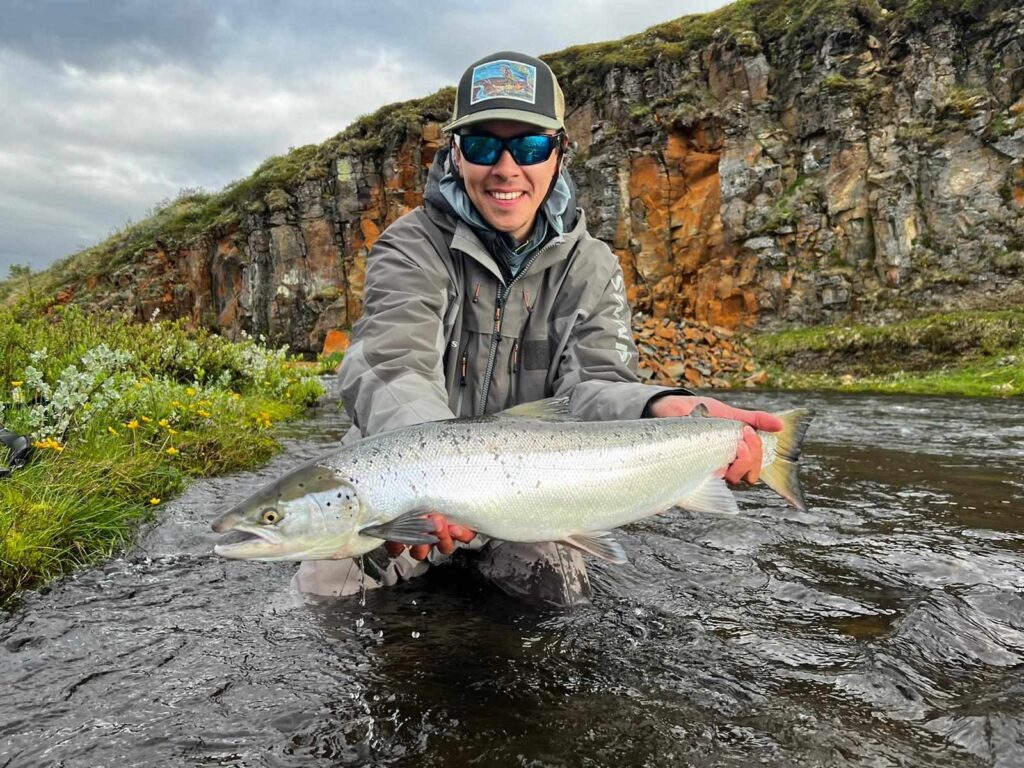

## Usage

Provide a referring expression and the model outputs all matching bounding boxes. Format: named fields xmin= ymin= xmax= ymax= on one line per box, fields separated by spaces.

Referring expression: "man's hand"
xmin=647 ymin=395 xmax=784 ymax=485
xmin=384 ymin=512 xmax=476 ymax=561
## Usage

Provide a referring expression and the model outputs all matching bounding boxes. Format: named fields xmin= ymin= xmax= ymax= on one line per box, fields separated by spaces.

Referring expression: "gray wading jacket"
xmin=338 ymin=150 xmax=683 ymax=442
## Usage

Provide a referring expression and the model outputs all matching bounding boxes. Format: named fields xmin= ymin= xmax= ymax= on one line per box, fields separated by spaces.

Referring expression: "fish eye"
xmin=260 ymin=508 xmax=283 ymax=525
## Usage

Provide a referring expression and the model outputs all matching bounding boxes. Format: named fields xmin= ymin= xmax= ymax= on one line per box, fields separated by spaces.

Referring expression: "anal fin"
xmin=561 ymin=532 xmax=627 ymax=564
xmin=679 ymin=476 xmax=740 ymax=516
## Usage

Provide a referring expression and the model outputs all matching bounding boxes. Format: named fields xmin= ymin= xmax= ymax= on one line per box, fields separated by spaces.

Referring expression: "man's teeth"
xmin=489 ymin=191 xmax=524 ymax=200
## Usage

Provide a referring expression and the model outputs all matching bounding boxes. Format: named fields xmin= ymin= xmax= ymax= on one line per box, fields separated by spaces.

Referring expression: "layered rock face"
xmin=81 ymin=0 xmax=1023 ymax=351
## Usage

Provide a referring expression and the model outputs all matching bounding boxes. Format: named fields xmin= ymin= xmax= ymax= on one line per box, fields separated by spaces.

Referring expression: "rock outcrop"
xmin=45 ymin=0 xmax=1024 ymax=352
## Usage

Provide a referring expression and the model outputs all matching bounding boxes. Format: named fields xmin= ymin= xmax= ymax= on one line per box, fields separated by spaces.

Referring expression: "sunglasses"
xmin=456 ymin=131 xmax=564 ymax=166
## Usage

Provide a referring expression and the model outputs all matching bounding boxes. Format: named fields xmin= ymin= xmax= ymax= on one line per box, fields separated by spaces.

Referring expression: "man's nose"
xmin=490 ymin=147 xmax=520 ymax=176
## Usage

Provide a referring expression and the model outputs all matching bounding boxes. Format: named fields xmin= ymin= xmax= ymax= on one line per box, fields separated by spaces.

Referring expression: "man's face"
xmin=453 ymin=120 xmax=562 ymax=244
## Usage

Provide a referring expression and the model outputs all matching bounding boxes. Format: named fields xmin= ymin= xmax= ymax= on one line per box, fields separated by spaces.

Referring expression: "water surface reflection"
xmin=2 ymin=391 xmax=1022 ymax=766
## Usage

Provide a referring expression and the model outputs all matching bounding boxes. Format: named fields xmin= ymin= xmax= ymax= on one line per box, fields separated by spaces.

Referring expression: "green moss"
xmin=823 ymin=73 xmax=867 ymax=92
xmin=940 ymin=85 xmax=988 ymax=118
xmin=745 ymin=309 xmax=1024 ymax=396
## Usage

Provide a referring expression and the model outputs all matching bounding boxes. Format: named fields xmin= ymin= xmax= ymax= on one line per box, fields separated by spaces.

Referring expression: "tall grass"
xmin=0 ymin=306 xmax=327 ymax=602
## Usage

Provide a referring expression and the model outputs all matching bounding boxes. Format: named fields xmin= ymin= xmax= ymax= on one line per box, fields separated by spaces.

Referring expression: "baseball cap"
xmin=444 ymin=51 xmax=565 ymax=134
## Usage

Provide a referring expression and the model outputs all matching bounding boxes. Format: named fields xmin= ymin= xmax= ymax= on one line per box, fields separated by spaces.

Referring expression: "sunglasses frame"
xmin=455 ymin=130 xmax=566 ymax=167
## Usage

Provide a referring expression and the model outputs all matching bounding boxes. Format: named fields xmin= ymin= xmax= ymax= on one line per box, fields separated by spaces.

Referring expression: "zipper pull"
xmin=494 ymin=296 xmax=503 ymax=334
xmin=459 ymin=352 xmax=468 ymax=386
xmin=511 ymin=340 xmax=519 ymax=373
xmin=472 ymin=283 xmax=481 ymax=303
xmin=523 ymin=290 xmax=532 ymax=313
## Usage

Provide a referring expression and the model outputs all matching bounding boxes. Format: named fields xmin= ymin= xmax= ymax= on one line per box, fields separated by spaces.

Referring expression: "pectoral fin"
xmin=679 ymin=476 xmax=740 ymax=516
xmin=561 ymin=532 xmax=627 ymax=564
xmin=360 ymin=510 xmax=439 ymax=545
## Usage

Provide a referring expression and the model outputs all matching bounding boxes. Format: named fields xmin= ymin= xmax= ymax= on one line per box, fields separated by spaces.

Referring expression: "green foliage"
xmin=746 ymin=309 xmax=1024 ymax=396
xmin=939 ymin=85 xmax=988 ymax=118
xmin=760 ymin=173 xmax=814 ymax=232
xmin=545 ymin=0 xmax=888 ymax=98
xmin=0 ymin=306 xmax=325 ymax=601
xmin=895 ymin=0 xmax=1004 ymax=25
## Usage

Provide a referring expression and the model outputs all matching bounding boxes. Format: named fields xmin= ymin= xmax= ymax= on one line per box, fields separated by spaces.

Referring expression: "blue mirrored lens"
xmin=460 ymin=135 xmax=502 ymax=165
xmin=507 ymin=135 xmax=556 ymax=165
xmin=459 ymin=134 xmax=559 ymax=166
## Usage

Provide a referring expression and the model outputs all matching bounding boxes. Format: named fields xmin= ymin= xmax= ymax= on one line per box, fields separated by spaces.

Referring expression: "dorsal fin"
xmin=498 ymin=397 xmax=575 ymax=420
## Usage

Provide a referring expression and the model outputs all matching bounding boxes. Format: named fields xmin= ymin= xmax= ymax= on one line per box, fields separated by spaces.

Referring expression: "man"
xmin=294 ymin=51 xmax=781 ymax=605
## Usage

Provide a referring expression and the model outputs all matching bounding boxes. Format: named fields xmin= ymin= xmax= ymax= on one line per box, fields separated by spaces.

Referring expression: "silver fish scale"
xmin=323 ymin=417 xmax=777 ymax=542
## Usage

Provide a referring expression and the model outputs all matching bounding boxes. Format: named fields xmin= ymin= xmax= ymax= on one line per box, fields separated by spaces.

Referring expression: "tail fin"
xmin=760 ymin=409 xmax=814 ymax=511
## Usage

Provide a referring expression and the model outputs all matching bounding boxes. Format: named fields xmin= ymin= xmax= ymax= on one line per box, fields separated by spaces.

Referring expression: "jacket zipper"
xmin=456 ymin=351 xmax=468 ymax=417
xmin=477 ymin=238 xmax=560 ymax=415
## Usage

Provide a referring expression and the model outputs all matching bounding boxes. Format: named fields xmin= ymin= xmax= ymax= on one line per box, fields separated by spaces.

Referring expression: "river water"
xmin=2 ymin=388 xmax=1023 ymax=767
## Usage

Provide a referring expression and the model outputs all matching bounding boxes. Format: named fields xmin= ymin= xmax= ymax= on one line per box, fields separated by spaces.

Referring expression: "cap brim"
xmin=443 ymin=109 xmax=563 ymax=134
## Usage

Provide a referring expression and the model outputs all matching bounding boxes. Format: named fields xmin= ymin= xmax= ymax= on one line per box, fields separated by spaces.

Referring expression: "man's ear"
xmin=450 ymin=138 xmax=461 ymax=173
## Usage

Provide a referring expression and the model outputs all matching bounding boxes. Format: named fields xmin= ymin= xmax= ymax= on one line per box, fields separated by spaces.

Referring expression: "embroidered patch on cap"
xmin=469 ymin=60 xmax=537 ymax=105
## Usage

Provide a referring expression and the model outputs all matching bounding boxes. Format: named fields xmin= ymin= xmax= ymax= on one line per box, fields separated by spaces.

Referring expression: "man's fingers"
xmin=448 ymin=524 xmax=476 ymax=543
xmin=725 ymin=438 xmax=751 ymax=485
xmin=747 ymin=410 xmax=784 ymax=433
xmin=744 ymin=427 xmax=762 ymax=484
xmin=716 ymin=403 xmax=783 ymax=433
xmin=388 ymin=514 xmax=474 ymax=559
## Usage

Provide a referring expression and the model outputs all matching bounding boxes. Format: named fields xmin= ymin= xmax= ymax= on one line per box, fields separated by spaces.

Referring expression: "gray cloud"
xmin=0 ymin=0 xmax=727 ymax=276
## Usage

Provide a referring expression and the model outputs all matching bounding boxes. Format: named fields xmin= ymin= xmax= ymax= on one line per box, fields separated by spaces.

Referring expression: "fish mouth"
xmin=212 ymin=522 xmax=284 ymax=559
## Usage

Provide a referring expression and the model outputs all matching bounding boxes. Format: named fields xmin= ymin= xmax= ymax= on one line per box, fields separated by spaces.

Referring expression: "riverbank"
xmin=0 ymin=306 xmax=328 ymax=603
xmin=744 ymin=309 xmax=1024 ymax=397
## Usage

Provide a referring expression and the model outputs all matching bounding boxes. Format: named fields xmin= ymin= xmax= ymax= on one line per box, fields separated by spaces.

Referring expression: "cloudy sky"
xmin=1 ymin=0 xmax=728 ymax=275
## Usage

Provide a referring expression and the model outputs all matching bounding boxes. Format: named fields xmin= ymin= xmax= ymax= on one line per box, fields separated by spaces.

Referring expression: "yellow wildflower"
xmin=256 ymin=411 xmax=272 ymax=428
xmin=197 ymin=410 xmax=211 ymax=418
xmin=150 ymin=498 xmax=160 ymax=505
xmin=158 ymin=419 xmax=170 ymax=428
xmin=32 ymin=438 xmax=64 ymax=453
xmin=107 ymin=426 xmax=119 ymax=436
xmin=170 ymin=400 xmax=184 ymax=409
xmin=166 ymin=427 xmax=178 ymax=435
xmin=140 ymin=415 xmax=152 ymax=423
xmin=10 ymin=381 xmax=23 ymax=387
xmin=166 ymin=447 xmax=179 ymax=456
xmin=126 ymin=420 xmax=139 ymax=430
xmin=186 ymin=387 xmax=197 ymax=397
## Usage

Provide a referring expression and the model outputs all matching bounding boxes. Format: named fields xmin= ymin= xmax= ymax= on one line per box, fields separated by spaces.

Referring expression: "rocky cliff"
xmin=40 ymin=0 xmax=1024 ymax=352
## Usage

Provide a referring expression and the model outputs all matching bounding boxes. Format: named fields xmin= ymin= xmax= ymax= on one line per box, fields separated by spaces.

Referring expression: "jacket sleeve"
xmin=338 ymin=216 xmax=456 ymax=438
xmin=552 ymin=260 xmax=686 ymax=421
